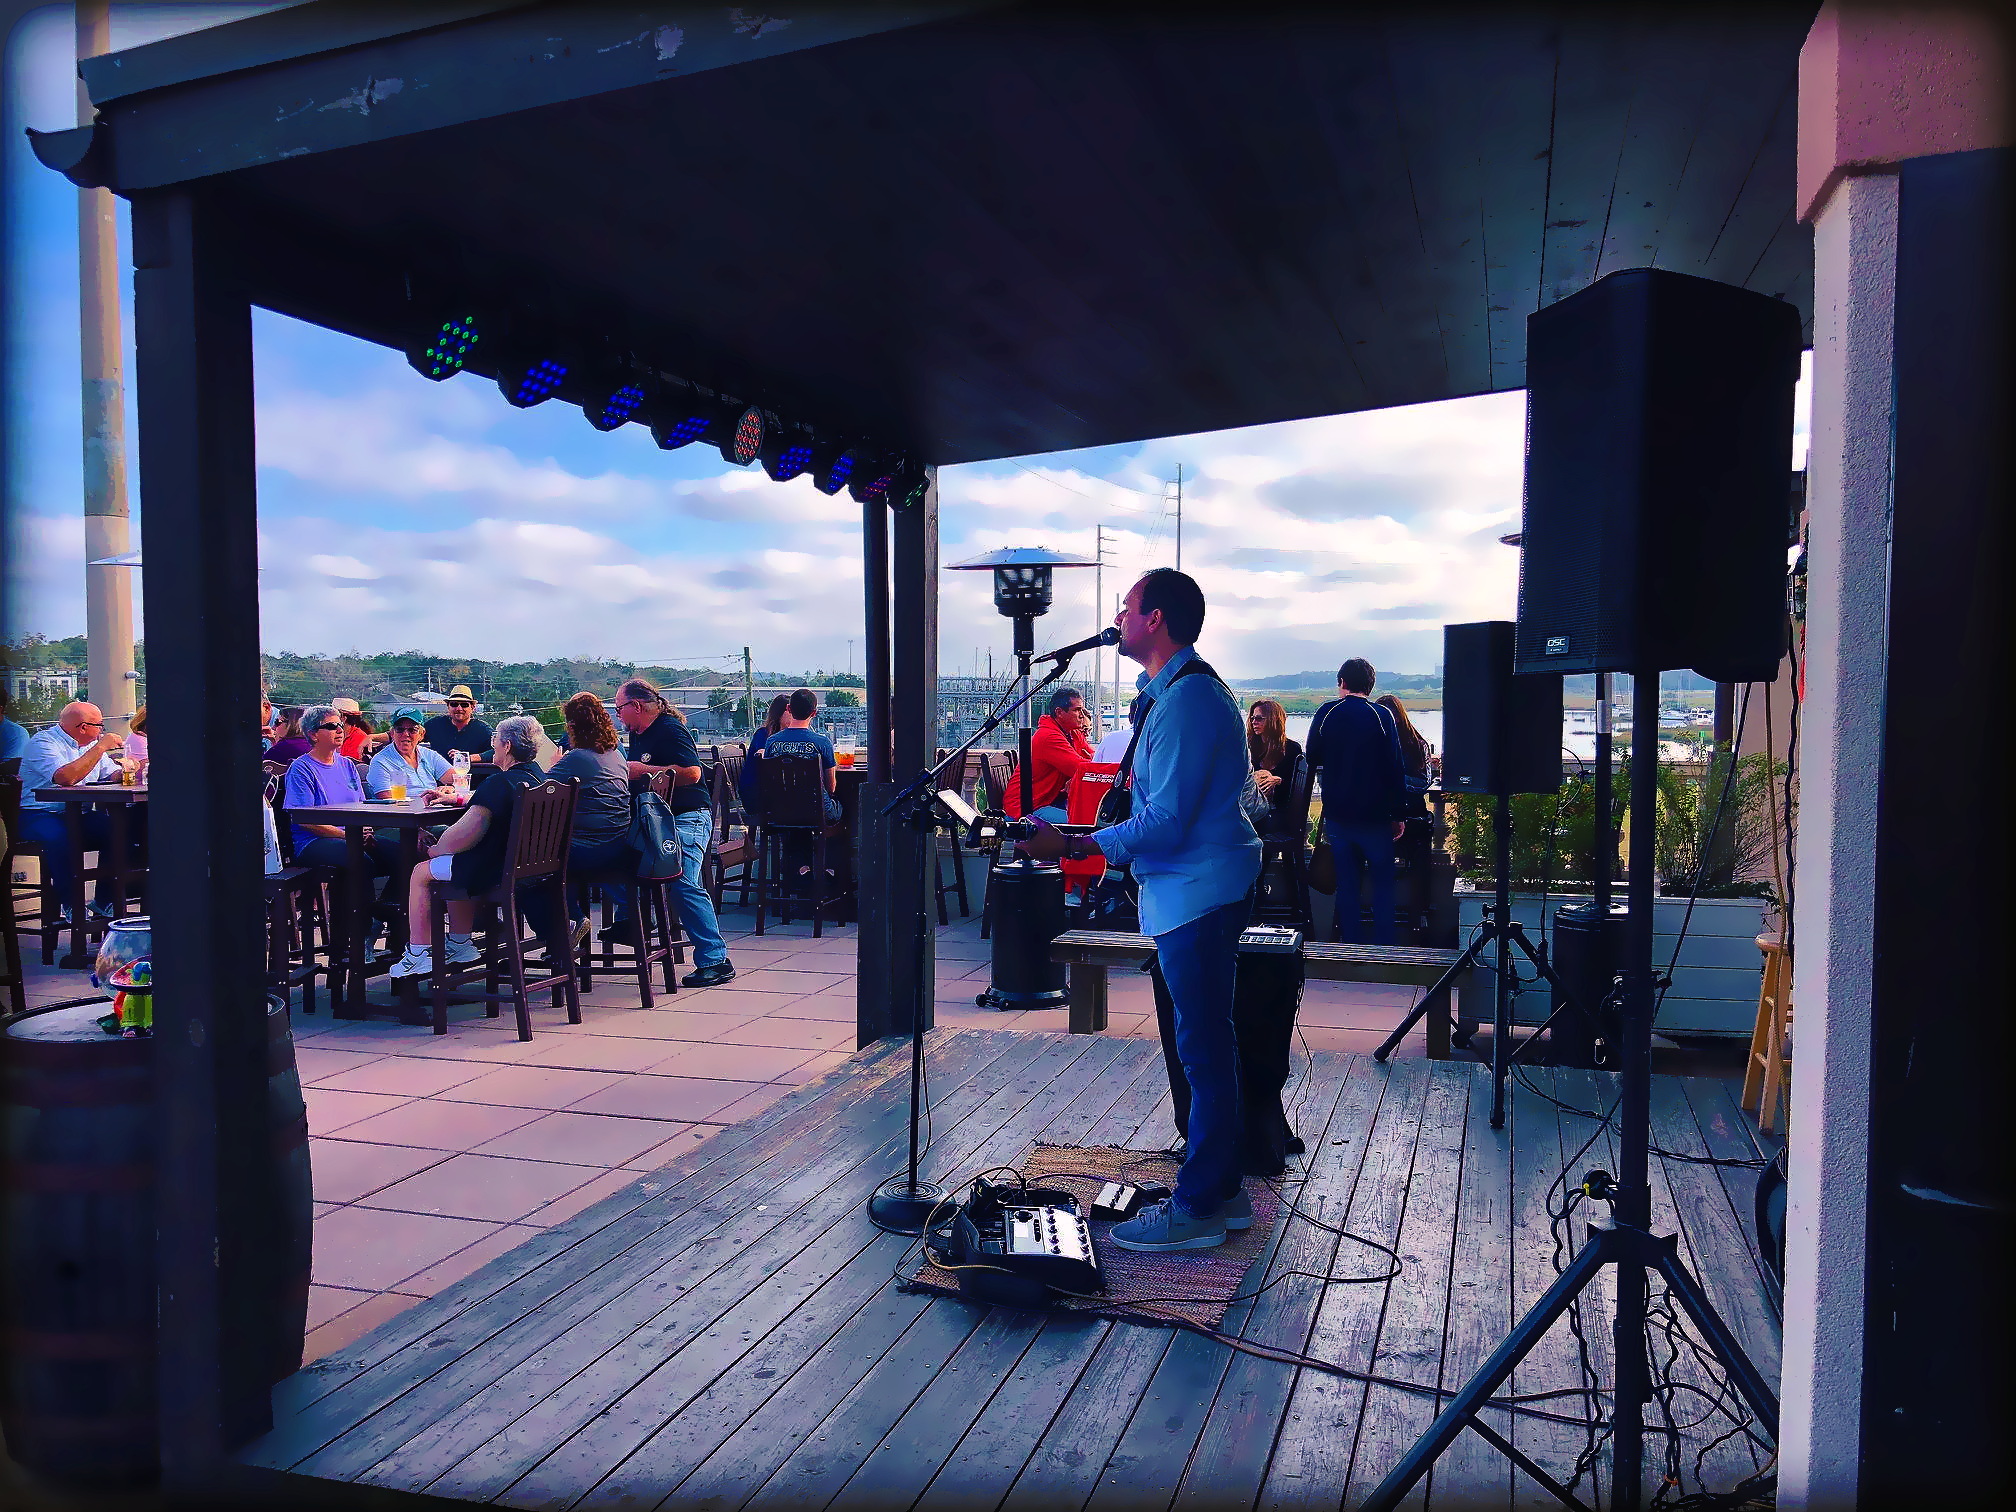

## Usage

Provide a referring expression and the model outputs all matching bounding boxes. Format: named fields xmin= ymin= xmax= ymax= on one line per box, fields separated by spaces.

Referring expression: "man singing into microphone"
xmin=1021 ymin=569 xmax=1261 ymax=1251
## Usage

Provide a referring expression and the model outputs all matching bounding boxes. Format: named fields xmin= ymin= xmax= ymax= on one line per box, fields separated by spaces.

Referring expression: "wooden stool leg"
xmin=1743 ymin=949 xmax=1776 ymax=1118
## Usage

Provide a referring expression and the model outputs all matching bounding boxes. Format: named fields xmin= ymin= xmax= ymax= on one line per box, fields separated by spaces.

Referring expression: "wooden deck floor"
xmin=234 ymin=1028 xmax=1784 ymax=1510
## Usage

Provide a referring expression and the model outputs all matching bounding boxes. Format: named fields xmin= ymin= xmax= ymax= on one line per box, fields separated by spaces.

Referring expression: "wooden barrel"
xmin=0 ymin=995 xmax=312 ymax=1485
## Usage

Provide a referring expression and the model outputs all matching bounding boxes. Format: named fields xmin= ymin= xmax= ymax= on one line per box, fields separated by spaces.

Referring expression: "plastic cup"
xmin=836 ymin=749 xmax=856 ymax=769
xmin=387 ymin=784 xmax=408 ymax=802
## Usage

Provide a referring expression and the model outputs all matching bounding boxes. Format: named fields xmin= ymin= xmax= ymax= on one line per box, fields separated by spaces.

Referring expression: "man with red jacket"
xmin=1003 ymin=686 xmax=1096 ymax=822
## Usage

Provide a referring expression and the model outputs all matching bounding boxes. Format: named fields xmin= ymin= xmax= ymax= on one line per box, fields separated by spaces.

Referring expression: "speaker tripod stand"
xmin=1372 ymin=791 xmax=1602 ymax=1128
xmin=1360 ymin=671 xmax=1779 ymax=1512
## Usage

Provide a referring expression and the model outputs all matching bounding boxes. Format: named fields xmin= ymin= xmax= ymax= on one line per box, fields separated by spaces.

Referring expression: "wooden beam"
xmin=132 ymin=189 xmax=275 ymax=1481
xmin=888 ymin=469 xmax=939 ymax=1038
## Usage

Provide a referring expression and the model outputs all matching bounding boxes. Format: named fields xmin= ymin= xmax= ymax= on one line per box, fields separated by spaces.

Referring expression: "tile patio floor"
xmin=10 ymin=892 xmax=1736 ymax=1374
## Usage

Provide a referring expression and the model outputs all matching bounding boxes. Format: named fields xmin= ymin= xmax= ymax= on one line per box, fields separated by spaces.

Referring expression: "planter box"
xmin=1455 ymin=891 xmax=1769 ymax=1039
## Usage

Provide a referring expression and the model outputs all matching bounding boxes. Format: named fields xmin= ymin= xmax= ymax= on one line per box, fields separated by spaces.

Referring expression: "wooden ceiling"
xmin=70 ymin=1 xmax=1817 ymax=463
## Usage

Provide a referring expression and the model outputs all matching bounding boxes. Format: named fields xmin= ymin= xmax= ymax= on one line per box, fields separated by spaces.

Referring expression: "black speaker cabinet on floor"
xmin=1442 ymin=621 xmax=1562 ymax=796
xmin=1516 ymin=267 xmax=1803 ymax=683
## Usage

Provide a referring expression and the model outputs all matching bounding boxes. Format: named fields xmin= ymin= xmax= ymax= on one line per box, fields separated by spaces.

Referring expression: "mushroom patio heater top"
xmin=950 ymin=547 xmax=1098 ymax=1012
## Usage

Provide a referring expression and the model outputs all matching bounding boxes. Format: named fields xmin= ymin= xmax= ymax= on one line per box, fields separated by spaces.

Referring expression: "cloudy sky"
xmin=5 ymin=3 xmax=1810 ymax=683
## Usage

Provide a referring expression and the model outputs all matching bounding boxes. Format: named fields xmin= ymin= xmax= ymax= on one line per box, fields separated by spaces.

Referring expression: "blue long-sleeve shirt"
xmin=1305 ymin=695 xmax=1407 ymax=824
xmin=1092 ymin=645 xmax=1262 ymax=936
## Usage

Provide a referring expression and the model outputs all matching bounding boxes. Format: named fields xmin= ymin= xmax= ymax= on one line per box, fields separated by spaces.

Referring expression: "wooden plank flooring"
xmin=237 ymin=1029 xmax=1784 ymax=1510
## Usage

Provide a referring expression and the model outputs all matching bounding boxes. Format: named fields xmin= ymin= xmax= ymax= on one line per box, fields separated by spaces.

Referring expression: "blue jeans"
xmin=17 ymin=807 xmax=143 ymax=906
xmin=292 ymin=834 xmax=400 ymax=876
xmin=1326 ymin=819 xmax=1396 ymax=945
xmin=1155 ymin=894 xmax=1252 ymax=1218
xmin=1033 ymin=803 xmax=1069 ymax=825
xmin=610 ymin=810 xmax=728 ymax=968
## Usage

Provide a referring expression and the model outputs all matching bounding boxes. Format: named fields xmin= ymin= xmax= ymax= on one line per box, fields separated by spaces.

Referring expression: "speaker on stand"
xmin=1366 ymin=267 xmax=1801 ymax=1511
xmin=1374 ymin=621 xmax=1566 ymax=1126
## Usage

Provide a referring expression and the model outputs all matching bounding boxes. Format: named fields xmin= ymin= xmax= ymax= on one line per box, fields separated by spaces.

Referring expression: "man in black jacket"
xmin=1303 ymin=658 xmax=1407 ymax=944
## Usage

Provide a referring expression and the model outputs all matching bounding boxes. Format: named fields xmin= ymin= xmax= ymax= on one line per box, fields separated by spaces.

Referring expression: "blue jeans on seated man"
xmin=607 ymin=809 xmax=728 ymax=968
xmin=17 ymin=807 xmax=146 ymax=908
xmin=1325 ymin=819 xmax=1396 ymax=945
xmin=1033 ymin=803 xmax=1069 ymax=825
xmin=1156 ymin=893 xmax=1253 ymax=1219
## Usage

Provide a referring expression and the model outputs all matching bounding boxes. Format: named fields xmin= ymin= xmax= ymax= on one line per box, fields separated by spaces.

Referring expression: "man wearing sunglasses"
xmin=16 ymin=701 xmax=140 ymax=923
xmin=424 ymin=684 xmax=494 ymax=761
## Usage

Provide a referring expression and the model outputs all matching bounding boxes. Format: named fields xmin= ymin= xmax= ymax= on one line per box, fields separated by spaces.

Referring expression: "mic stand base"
xmin=866 ymin=1177 xmax=949 ymax=1235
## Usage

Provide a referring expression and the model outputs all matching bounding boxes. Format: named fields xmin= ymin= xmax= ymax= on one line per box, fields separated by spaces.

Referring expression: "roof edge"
xmin=80 ymin=0 xmax=539 ymax=107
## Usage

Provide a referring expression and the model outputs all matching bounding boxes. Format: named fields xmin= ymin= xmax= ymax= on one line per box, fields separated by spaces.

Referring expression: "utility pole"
xmin=742 ymin=646 xmax=755 ymax=735
xmin=1174 ymin=463 xmax=1183 ymax=573
xmin=1094 ymin=523 xmax=1119 ymax=737
xmin=78 ymin=0 xmax=134 ymax=726
xmin=847 ymin=638 xmax=855 ymax=678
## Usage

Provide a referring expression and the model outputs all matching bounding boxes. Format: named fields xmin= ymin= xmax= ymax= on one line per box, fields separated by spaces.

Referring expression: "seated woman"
xmin=283 ymin=704 xmax=401 ymax=875
xmin=124 ymin=703 xmax=149 ymax=766
xmin=265 ymin=706 xmax=311 ymax=765
xmin=333 ymin=698 xmax=381 ymax=760
xmin=390 ymin=715 xmax=546 ymax=979
xmin=520 ymin=692 xmax=637 ymax=949
xmin=367 ymin=707 xmax=455 ymax=798
xmin=1246 ymin=698 xmax=1304 ymax=837
xmin=740 ymin=694 xmax=790 ymax=816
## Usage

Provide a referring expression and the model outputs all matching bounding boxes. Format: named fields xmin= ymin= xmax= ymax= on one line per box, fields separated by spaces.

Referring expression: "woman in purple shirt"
xmin=283 ymin=704 xmax=400 ymax=875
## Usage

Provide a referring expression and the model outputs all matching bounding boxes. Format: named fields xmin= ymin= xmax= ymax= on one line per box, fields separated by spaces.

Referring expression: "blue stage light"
xmin=407 ymin=314 xmax=479 ymax=381
xmin=651 ymin=411 xmax=714 ymax=450
xmin=584 ymin=379 xmax=647 ymax=432
xmin=807 ymin=443 xmax=859 ymax=496
xmin=500 ymin=357 xmax=567 ymax=408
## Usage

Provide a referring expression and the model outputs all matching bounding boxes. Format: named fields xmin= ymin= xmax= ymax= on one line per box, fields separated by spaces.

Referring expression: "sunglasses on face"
xmin=315 ymin=723 xmax=343 ymax=733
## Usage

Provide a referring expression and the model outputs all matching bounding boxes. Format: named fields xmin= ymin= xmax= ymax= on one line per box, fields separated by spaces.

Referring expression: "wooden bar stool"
xmin=1742 ymin=933 xmax=1793 ymax=1133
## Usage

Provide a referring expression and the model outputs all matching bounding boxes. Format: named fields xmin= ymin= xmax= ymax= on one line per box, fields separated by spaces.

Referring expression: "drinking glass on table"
xmin=835 ymin=742 xmax=857 ymax=769
xmin=386 ymin=783 xmax=408 ymax=802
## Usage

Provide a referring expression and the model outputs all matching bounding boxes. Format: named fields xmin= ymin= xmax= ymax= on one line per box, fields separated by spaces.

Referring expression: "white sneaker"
xmin=443 ymin=936 xmax=481 ymax=967
xmin=388 ymin=947 xmax=433 ymax=980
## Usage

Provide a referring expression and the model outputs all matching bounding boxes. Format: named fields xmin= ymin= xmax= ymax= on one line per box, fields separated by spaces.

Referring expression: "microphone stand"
xmin=864 ymin=656 xmax=1077 ymax=1234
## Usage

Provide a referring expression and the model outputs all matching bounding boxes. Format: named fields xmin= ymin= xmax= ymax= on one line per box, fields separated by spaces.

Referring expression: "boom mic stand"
xmin=1361 ymin=670 xmax=1778 ymax=1512
xmin=864 ymin=658 xmax=1075 ymax=1234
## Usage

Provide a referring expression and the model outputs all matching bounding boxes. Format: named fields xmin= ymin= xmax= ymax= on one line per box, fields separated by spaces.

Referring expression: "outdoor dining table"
xmin=33 ymin=781 xmax=148 ymax=969
xmin=282 ymin=795 xmax=460 ymax=1024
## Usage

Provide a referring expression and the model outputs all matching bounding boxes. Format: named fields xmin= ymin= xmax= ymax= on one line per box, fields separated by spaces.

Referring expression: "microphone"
xmin=1033 ymin=627 xmax=1121 ymax=665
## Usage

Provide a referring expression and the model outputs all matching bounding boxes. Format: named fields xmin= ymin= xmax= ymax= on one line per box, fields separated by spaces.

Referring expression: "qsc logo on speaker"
xmin=1545 ymin=636 xmax=1569 ymax=656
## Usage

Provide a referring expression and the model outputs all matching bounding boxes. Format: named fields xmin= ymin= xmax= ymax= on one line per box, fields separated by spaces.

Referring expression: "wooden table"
xmin=33 ymin=782 xmax=148 ymax=969
xmin=283 ymin=796 xmax=459 ymax=1024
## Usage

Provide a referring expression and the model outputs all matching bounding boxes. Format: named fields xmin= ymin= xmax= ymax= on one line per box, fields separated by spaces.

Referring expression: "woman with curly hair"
xmin=520 ymin=692 xmax=638 ymax=951
xmin=1245 ymin=699 xmax=1302 ymax=828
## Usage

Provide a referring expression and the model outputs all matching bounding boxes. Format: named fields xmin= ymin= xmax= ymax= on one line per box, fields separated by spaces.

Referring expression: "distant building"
xmin=7 ymin=668 xmax=79 ymax=700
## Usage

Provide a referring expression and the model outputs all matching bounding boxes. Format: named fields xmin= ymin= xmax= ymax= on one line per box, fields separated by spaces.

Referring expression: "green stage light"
xmin=406 ymin=313 xmax=480 ymax=381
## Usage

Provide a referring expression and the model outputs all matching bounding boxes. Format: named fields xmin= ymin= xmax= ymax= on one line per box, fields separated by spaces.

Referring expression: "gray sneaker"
xmin=1221 ymin=1188 xmax=1253 ymax=1231
xmin=1109 ymin=1198 xmax=1227 ymax=1253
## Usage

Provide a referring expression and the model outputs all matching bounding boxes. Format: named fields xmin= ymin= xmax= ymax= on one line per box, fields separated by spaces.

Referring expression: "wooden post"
xmin=132 ymin=190 xmax=274 ymax=1480
xmin=888 ymin=468 xmax=938 ymax=1039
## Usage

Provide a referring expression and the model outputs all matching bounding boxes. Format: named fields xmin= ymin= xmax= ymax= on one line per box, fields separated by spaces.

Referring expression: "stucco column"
xmin=1779 ymin=166 xmax=1892 ymax=1511
xmin=1781 ymin=7 xmax=2006 ymax=1505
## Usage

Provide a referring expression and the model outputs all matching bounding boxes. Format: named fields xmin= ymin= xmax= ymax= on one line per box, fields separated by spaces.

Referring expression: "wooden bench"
xmin=1047 ymin=929 xmax=1478 ymax=1056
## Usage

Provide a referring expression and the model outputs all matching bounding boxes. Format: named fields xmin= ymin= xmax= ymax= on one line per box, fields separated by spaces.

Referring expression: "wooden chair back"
xmin=714 ymin=755 xmax=745 ymax=828
xmin=499 ymin=778 xmax=578 ymax=887
xmin=1279 ymin=753 xmax=1315 ymax=840
xmin=761 ymin=754 xmax=829 ymax=831
xmin=978 ymin=751 xmax=1014 ymax=812
xmin=713 ymin=742 xmax=747 ymax=763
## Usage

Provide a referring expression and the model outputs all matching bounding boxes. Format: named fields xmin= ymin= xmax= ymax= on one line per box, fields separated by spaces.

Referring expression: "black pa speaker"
xmin=1515 ymin=267 xmax=1803 ymax=682
xmin=1442 ymin=622 xmax=1562 ymax=796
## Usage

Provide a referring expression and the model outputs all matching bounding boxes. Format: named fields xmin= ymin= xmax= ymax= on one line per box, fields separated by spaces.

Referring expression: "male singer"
xmin=1021 ymin=569 xmax=1261 ymax=1252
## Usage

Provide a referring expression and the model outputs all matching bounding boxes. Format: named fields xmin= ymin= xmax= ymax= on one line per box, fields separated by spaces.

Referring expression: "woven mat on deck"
xmin=907 ymin=1144 xmax=1281 ymax=1331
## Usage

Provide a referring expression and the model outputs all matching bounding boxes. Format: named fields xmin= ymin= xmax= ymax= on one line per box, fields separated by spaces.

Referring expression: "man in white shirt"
xmin=16 ymin=702 xmax=136 ymax=920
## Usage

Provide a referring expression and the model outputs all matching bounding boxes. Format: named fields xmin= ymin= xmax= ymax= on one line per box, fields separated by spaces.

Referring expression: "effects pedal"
xmin=1239 ymin=925 xmax=1303 ymax=954
xmin=1091 ymin=1180 xmax=1170 ymax=1223
xmin=940 ymin=1177 xmax=1104 ymax=1304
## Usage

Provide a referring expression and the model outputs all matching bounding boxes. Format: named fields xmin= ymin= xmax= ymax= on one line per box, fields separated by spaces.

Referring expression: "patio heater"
xmin=864 ymin=547 xmax=1103 ymax=1235
xmin=951 ymin=548 xmax=1099 ymax=1011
